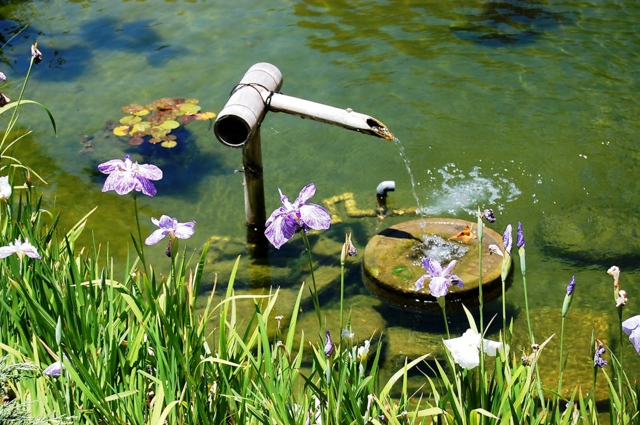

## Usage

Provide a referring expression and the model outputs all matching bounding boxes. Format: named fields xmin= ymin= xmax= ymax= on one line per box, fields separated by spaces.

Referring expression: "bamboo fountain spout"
xmin=214 ymin=63 xmax=393 ymax=252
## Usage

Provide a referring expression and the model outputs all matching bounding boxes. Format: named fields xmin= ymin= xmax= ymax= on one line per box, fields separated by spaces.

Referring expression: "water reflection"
xmin=450 ymin=0 xmax=571 ymax=46
xmin=294 ymin=0 xmax=572 ymax=61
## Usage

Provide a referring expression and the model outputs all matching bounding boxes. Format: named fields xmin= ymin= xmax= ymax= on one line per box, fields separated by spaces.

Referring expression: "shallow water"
xmin=1 ymin=0 xmax=640 ymax=388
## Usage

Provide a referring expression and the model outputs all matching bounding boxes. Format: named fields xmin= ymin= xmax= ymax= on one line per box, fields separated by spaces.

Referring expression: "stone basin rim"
xmin=362 ymin=217 xmax=508 ymax=313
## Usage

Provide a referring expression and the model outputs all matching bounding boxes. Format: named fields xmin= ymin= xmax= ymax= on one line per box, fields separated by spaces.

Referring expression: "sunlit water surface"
xmin=2 ymin=0 xmax=640 ymax=391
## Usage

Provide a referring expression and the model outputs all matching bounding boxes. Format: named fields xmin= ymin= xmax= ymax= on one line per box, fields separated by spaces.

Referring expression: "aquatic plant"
xmin=113 ymin=98 xmax=216 ymax=148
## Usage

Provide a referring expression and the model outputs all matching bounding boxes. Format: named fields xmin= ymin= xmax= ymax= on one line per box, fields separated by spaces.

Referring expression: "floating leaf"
xmin=122 ymin=103 xmax=145 ymax=114
xmin=179 ymin=103 xmax=201 ymax=115
xmin=120 ymin=115 xmax=142 ymax=125
xmin=149 ymin=127 xmax=169 ymax=138
xmin=180 ymin=115 xmax=196 ymax=124
xmin=131 ymin=121 xmax=152 ymax=134
xmin=128 ymin=137 xmax=144 ymax=146
xmin=184 ymin=98 xmax=199 ymax=104
xmin=113 ymin=126 xmax=131 ymax=136
xmin=161 ymin=140 xmax=177 ymax=148
xmin=154 ymin=97 xmax=177 ymax=110
xmin=133 ymin=108 xmax=150 ymax=117
xmin=149 ymin=138 xmax=162 ymax=144
xmin=148 ymin=115 xmax=164 ymax=126
xmin=159 ymin=120 xmax=180 ymax=130
xmin=195 ymin=111 xmax=217 ymax=120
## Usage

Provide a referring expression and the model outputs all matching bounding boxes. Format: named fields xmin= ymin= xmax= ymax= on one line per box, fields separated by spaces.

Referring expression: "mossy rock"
xmin=511 ymin=307 xmax=612 ymax=402
xmin=538 ymin=204 xmax=640 ymax=267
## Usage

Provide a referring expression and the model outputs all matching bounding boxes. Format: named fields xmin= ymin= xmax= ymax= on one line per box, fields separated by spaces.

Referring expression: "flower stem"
xmin=519 ymin=246 xmax=544 ymax=406
xmin=617 ymin=306 xmax=624 ymax=369
xmin=132 ymin=192 xmax=147 ymax=272
xmin=1 ymin=57 xmax=34 ymax=149
xmin=438 ymin=297 xmax=450 ymax=339
xmin=339 ymin=258 xmax=345 ymax=336
xmin=476 ymin=211 xmax=484 ymax=335
xmin=558 ymin=315 xmax=566 ymax=396
xmin=301 ymin=231 xmax=322 ymax=327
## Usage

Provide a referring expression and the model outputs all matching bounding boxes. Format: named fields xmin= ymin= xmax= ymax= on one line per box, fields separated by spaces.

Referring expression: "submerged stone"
xmin=538 ymin=205 xmax=640 ymax=267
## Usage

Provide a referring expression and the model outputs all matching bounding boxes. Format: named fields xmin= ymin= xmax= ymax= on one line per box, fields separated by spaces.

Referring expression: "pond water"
xmin=1 ymin=0 xmax=640 ymax=392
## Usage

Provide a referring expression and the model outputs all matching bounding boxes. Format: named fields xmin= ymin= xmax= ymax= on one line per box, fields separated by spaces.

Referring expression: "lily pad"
xmin=110 ymin=97 xmax=217 ymax=150
xmin=180 ymin=115 xmax=196 ymax=124
xmin=195 ymin=111 xmax=217 ymax=120
xmin=159 ymin=120 xmax=180 ymax=130
xmin=131 ymin=121 xmax=152 ymax=134
xmin=161 ymin=140 xmax=178 ymax=148
xmin=113 ymin=126 xmax=131 ymax=136
xmin=149 ymin=126 xmax=170 ymax=138
xmin=122 ymin=103 xmax=145 ymax=114
xmin=119 ymin=115 xmax=142 ymax=125
xmin=133 ymin=108 xmax=150 ymax=117
xmin=179 ymin=103 xmax=201 ymax=115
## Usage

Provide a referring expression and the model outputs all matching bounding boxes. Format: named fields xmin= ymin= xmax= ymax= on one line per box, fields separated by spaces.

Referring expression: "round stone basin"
xmin=363 ymin=218 xmax=509 ymax=314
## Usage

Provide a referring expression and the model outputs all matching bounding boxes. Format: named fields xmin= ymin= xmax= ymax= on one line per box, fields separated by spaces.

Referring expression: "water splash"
xmin=420 ymin=163 xmax=521 ymax=216
xmin=392 ymin=139 xmax=521 ymax=218
xmin=410 ymin=234 xmax=469 ymax=266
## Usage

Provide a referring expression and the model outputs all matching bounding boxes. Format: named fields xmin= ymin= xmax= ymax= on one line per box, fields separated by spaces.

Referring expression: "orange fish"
xmin=449 ymin=225 xmax=476 ymax=243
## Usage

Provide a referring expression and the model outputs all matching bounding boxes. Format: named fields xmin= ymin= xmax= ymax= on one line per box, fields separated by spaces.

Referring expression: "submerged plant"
xmin=114 ymin=98 xmax=216 ymax=148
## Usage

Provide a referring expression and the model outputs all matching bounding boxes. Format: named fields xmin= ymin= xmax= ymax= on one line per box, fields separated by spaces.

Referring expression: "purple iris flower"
xmin=517 ymin=222 xmax=525 ymax=249
xmin=98 ymin=155 xmax=162 ymax=197
xmin=324 ymin=330 xmax=334 ymax=357
xmin=145 ymin=215 xmax=196 ymax=246
xmin=414 ymin=258 xmax=463 ymax=298
xmin=43 ymin=360 xmax=64 ymax=378
xmin=566 ymin=275 xmax=576 ymax=295
xmin=481 ymin=209 xmax=496 ymax=223
xmin=622 ymin=315 xmax=640 ymax=355
xmin=502 ymin=224 xmax=513 ymax=255
xmin=593 ymin=339 xmax=607 ymax=368
xmin=264 ymin=183 xmax=331 ymax=249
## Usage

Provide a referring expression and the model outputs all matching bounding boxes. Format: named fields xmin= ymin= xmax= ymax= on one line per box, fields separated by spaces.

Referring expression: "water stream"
xmin=391 ymin=137 xmax=428 ymax=224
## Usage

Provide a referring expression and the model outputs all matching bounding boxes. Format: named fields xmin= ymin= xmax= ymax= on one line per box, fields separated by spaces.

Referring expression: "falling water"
xmin=392 ymin=137 xmax=427 ymax=219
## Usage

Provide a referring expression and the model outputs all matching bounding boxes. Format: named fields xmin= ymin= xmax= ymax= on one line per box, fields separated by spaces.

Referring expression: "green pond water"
xmin=2 ymin=0 xmax=640 ymax=392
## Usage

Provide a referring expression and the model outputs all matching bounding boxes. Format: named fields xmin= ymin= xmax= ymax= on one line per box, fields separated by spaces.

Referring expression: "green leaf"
xmin=179 ymin=103 xmax=201 ymax=115
xmin=159 ymin=119 xmax=180 ymax=130
xmin=119 ymin=115 xmax=142 ymax=125
xmin=0 ymin=99 xmax=57 ymax=135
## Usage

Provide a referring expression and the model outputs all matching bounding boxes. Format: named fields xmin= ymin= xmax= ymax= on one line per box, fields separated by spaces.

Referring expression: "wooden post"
xmin=243 ymin=129 xmax=269 ymax=258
